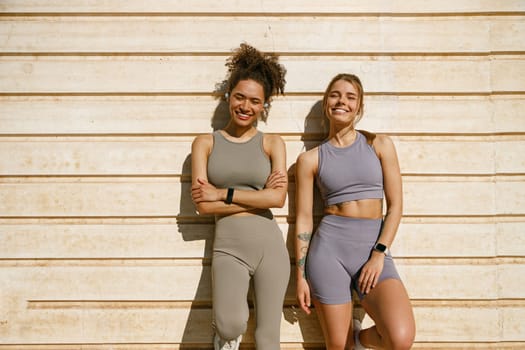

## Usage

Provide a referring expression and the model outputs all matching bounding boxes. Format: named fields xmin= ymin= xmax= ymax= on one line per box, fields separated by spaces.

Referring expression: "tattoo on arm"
xmin=297 ymin=232 xmax=312 ymax=241
xmin=297 ymin=232 xmax=312 ymax=279
xmin=297 ymin=255 xmax=307 ymax=278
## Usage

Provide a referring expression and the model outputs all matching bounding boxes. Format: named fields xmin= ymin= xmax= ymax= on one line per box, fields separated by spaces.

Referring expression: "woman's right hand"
xmin=296 ymin=278 xmax=312 ymax=315
xmin=191 ymin=177 xmax=222 ymax=203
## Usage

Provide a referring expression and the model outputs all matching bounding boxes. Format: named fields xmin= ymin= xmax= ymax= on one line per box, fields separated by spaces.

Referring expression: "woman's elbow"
xmin=275 ymin=198 xmax=286 ymax=208
xmin=274 ymin=192 xmax=287 ymax=208
xmin=194 ymin=203 xmax=212 ymax=215
xmin=386 ymin=201 xmax=403 ymax=217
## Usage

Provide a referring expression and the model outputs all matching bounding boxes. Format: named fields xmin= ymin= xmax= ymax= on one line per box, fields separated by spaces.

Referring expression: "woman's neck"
xmin=328 ymin=125 xmax=357 ymax=147
xmin=223 ymin=123 xmax=257 ymax=140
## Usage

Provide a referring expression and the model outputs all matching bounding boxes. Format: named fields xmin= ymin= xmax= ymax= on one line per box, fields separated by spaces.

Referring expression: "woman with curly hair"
xmin=191 ymin=43 xmax=289 ymax=350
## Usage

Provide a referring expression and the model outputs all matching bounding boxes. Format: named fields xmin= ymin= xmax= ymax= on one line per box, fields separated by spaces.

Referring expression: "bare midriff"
xmin=324 ymin=198 xmax=383 ymax=219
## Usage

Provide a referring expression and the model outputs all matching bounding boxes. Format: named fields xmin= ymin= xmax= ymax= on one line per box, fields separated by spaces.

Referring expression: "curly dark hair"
xmin=222 ymin=43 xmax=286 ymax=121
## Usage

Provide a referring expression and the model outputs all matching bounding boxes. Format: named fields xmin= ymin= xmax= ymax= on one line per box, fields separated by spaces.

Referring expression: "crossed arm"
xmin=190 ymin=133 xmax=288 ymax=216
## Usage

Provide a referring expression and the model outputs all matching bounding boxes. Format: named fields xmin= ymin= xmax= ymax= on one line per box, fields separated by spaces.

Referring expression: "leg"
xmin=212 ymin=252 xmax=251 ymax=340
xmin=252 ymin=239 xmax=290 ymax=350
xmin=312 ymin=298 xmax=354 ymax=350
xmin=360 ymin=279 xmax=415 ymax=350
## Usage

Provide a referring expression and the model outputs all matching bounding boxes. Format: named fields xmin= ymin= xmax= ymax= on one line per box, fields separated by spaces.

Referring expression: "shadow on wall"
xmin=282 ymin=100 xmax=327 ymax=347
xmin=177 ymin=97 xmax=230 ymax=348
xmin=177 ymin=153 xmax=214 ymax=348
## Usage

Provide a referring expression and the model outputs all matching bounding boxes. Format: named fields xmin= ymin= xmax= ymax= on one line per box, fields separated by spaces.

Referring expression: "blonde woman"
xmin=295 ymin=74 xmax=415 ymax=349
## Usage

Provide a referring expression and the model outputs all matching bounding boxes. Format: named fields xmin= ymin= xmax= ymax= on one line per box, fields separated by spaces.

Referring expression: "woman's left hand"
xmin=358 ymin=252 xmax=385 ymax=295
xmin=191 ymin=178 xmax=221 ymax=203
xmin=264 ymin=170 xmax=287 ymax=189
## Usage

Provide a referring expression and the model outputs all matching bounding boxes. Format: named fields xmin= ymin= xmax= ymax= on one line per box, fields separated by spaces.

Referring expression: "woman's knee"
xmin=214 ymin=314 xmax=248 ymax=340
xmin=385 ymin=325 xmax=415 ymax=350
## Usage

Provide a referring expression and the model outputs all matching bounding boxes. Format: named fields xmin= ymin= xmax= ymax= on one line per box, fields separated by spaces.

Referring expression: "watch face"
xmin=375 ymin=243 xmax=387 ymax=252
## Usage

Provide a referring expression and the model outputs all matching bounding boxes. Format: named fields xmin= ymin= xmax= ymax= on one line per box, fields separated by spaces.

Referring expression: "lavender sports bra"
xmin=316 ymin=131 xmax=384 ymax=206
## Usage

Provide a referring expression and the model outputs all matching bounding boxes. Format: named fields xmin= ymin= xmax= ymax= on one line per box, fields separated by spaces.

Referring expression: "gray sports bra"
xmin=316 ymin=131 xmax=383 ymax=206
xmin=207 ymin=130 xmax=271 ymax=191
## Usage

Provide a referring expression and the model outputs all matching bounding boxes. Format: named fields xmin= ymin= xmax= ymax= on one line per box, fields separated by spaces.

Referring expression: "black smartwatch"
xmin=373 ymin=242 xmax=388 ymax=255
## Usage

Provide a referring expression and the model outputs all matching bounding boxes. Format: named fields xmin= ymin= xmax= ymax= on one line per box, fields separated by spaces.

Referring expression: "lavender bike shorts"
xmin=306 ymin=215 xmax=400 ymax=304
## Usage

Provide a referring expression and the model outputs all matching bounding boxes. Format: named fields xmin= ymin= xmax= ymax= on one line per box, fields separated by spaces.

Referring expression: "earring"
xmin=263 ymin=102 xmax=269 ymax=108
xmin=224 ymin=92 xmax=229 ymax=101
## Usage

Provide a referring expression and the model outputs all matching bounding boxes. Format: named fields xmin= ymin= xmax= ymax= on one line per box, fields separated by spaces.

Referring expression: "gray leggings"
xmin=212 ymin=211 xmax=290 ymax=349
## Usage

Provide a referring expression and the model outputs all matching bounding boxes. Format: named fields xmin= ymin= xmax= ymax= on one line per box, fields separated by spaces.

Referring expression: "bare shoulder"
xmin=263 ymin=133 xmax=285 ymax=147
xmin=373 ymin=133 xmax=394 ymax=146
xmin=262 ymin=133 xmax=285 ymax=157
xmin=372 ymin=133 xmax=396 ymax=157
xmin=297 ymin=146 xmax=319 ymax=172
xmin=192 ymin=133 xmax=213 ymax=152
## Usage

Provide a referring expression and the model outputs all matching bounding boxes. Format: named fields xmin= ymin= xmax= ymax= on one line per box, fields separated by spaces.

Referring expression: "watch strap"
xmin=225 ymin=188 xmax=234 ymax=204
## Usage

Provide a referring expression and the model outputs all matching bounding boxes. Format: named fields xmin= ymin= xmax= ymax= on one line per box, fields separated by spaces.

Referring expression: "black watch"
xmin=373 ymin=242 xmax=389 ymax=255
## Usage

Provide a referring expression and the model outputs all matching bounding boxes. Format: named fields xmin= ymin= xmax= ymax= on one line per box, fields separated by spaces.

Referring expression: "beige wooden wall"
xmin=1 ymin=0 xmax=524 ymax=349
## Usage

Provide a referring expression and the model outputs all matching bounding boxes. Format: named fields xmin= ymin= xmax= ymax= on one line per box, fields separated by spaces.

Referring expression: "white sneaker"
xmin=353 ymin=319 xmax=366 ymax=350
xmin=214 ymin=333 xmax=242 ymax=350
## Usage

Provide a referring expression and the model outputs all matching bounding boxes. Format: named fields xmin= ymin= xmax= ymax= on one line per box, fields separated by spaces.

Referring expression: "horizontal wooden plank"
xmin=497 ymin=141 xmax=525 ymax=173
xmin=502 ymin=307 xmax=525 ymax=341
xmin=1 ymin=0 xmax=524 ymax=14
xmin=2 ymin=95 xmax=524 ymax=135
xmin=0 ymin=224 xmax=214 ymax=259
xmin=497 ymin=222 xmax=525 ymax=256
xmin=496 ymin=181 xmax=525 ymax=215
xmin=498 ymin=263 xmax=525 ymax=299
xmin=0 ymin=306 xmax=323 ymax=343
xmin=494 ymin=96 xmax=525 ymax=133
xmin=491 ymin=18 xmax=525 ymax=52
xmin=1 ymin=262 xmax=511 ymax=301
xmin=492 ymin=58 xmax=525 ymax=92
xmin=0 ymin=295 xmax=519 ymax=343
xmin=366 ymin=306 xmax=514 ymax=341
xmin=2 ymin=138 xmax=520 ymax=176
xmin=395 ymin=222 xmax=497 ymax=258
xmin=0 ymin=140 xmax=195 ymax=175
xmin=0 ymin=221 xmax=503 ymax=259
xmin=2 ymin=17 xmax=522 ymax=53
xmin=1 ymin=56 xmax=510 ymax=94
xmin=0 ymin=178 xmax=510 ymax=217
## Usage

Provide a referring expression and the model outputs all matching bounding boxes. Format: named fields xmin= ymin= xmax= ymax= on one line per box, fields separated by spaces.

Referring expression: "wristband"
xmin=225 ymin=188 xmax=234 ymax=204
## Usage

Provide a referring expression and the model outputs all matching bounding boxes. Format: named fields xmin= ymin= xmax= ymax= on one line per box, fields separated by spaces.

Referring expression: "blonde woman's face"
xmin=229 ymin=79 xmax=265 ymax=127
xmin=325 ymin=79 xmax=360 ymax=126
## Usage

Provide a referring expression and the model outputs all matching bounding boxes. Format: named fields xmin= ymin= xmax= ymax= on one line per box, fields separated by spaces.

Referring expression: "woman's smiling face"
xmin=229 ymin=79 xmax=265 ymax=127
xmin=325 ymin=79 xmax=361 ymax=126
